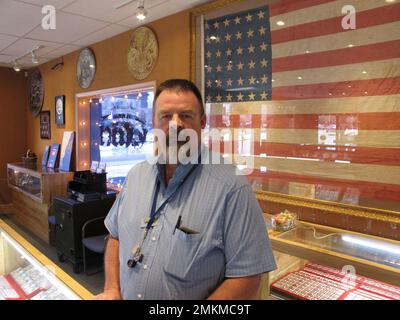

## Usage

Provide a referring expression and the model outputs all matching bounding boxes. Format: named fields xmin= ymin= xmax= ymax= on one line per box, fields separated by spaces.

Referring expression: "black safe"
xmin=53 ymin=193 xmax=116 ymax=273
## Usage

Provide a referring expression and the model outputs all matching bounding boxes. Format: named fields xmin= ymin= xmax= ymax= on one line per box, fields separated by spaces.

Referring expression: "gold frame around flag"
xmin=189 ymin=0 xmax=400 ymax=239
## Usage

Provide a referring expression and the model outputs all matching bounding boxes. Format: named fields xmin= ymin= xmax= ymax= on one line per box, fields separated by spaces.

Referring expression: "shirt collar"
xmin=155 ymin=144 xmax=206 ymax=191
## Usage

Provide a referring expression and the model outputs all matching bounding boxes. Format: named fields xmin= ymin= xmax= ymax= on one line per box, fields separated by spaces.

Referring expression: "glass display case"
xmin=266 ymin=219 xmax=400 ymax=300
xmin=6 ymin=163 xmax=74 ymax=243
xmin=7 ymin=163 xmax=73 ymax=204
xmin=0 ymin=219 xmax=92 ymax=300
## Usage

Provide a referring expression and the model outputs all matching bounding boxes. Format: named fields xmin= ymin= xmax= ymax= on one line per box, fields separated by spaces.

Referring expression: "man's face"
xmin=153 ymin=89 xmax=206 ymax=153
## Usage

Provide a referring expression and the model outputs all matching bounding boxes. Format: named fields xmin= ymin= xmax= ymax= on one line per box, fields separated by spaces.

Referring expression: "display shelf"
xmin=7 ymin=163 xmax=73 ymax=204
xmin=0 ymin=219 xmax=92 ymax=300
xmin=266 ymin=220 xmax=400 ymax=300
xmin=6 ymin=163 xmax=73 ymax=243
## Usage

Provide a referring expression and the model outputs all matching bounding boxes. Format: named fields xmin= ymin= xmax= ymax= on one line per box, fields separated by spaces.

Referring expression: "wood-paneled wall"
xmin=0 ymin=67 xmax=27 ymax=204
xmin=26 ymin=10 xmax=191 ymax=169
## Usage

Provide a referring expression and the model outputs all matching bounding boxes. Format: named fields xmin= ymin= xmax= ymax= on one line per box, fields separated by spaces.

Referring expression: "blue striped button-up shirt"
xmin=104 ymin=147 xmax=276 ymax=300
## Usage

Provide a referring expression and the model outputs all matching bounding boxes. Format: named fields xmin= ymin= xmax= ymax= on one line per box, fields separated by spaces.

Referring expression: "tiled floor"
xmin=1 ymin=215 xmax=104 ymax=296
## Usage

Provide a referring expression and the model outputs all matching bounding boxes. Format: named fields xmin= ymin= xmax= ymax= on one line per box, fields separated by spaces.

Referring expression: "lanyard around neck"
xmin=145 ymin=163 xmax=200 ymax=231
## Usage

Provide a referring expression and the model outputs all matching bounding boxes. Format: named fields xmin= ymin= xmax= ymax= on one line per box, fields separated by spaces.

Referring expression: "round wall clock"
xmin=28 ymin=68 xmax=44 ymax=117
xmin=76 ymin=47 xmax=96 ymax=88
xmin=127 ymin=26 xmax=158 ymax=80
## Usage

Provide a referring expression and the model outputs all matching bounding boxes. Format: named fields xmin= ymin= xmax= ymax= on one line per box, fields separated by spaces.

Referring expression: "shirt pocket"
xmin=162 ymin=218 xmax=206 ymax=281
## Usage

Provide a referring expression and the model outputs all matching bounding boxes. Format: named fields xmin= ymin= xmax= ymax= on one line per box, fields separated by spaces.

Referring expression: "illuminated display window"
xmin=76 ymin=82 xmax=155 ymax=189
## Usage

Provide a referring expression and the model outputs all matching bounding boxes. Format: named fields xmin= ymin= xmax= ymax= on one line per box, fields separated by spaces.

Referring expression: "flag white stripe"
xmin=231 ymin=155 xmax=400 ymax=185
xmin=272 ymin=21 xmax=400 ymax=58
xmin=206 ymin=128 xmax=400 ymax=148
xmin=270 ymin=0 xmax=394 ymax=31
xmin=270 ymin=58 xmax=400 ymax=87
xmin=207 ymin=95 xmax=400 ymax=115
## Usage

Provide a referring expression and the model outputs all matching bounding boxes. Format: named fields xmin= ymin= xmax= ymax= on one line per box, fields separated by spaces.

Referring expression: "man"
xmin=95 ymin=79 xmax=276 ymax=300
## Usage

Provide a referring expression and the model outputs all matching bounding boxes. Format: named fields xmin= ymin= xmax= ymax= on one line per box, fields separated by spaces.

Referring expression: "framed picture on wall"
xmin=40 ymin=111 xmax=51 ymax=139
xmin=55 ymin=95 xmax=65 ymax=125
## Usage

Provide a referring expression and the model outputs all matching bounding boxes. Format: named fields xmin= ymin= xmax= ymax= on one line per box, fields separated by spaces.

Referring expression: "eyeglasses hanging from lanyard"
xmin=127 ymin=162 xmax=201 ymax=268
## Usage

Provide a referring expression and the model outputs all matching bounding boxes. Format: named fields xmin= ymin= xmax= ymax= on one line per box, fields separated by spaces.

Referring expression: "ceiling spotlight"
xmin=135 ymin=0 xmax=147 ymax=20
xmin=31 ymin=49 xmax=39 ymax=64
xmin=13 ymin=60 xmax=21 ymax=72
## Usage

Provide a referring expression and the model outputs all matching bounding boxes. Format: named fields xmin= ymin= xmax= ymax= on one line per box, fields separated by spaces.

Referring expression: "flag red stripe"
xmin=271 ymin=3 xmax=400 ymax=44
xmin=208 ymin=112 xmax=400 ymax=130
xmin=209 ymin=141 xmax=400 ymax=167
xmin=247 ymin=170 xmax=400 ymax=202
xmin=269 ymin=0 xmax=335 ymax=17
xmin=272 ymin=40 xmax=400 ymax=72
xmin=272 ymin=77 xmax=400 ymax=100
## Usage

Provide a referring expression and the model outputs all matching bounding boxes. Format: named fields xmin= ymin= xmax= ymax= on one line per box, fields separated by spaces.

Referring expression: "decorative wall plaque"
xmin=127 ymin=26 xmax=158 ymax=80
xmin=55 ymin=95 xmax=65 ymax=125
xmin=76 ymin=48 xmax=96 ymax=89
xmin=40 ymin=111 xmax=51 ymax=139
xmin=28 ymin=68 xmax=44 ymax=117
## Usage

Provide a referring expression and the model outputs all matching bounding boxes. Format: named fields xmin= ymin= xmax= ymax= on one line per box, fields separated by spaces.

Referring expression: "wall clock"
xmin=127 ymin=26 xmax=158 ymax=80
xmin=28 ymin=68 xmax=44 ymax=117
xmin=76 ymin=47 xmax=96 ymax=89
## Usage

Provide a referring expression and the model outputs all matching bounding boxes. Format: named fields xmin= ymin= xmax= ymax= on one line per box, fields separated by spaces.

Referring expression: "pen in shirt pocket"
xmin=173 ymin=215 xmax=182 ymax=235
xmin=173 ymin=216 xmax=200 ymax=235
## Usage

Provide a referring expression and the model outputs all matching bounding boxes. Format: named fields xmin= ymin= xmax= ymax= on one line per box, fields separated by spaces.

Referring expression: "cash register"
xmin=67 ymin=170 xmax=109 ymax=202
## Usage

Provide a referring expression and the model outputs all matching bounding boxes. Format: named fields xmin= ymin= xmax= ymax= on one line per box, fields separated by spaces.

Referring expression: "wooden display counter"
xmin=5 ymin=163 xmax=73 ymax=243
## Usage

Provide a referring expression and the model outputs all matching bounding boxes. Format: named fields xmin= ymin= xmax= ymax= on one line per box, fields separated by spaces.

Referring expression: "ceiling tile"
xmin=18 ymin=54 xmax=52 ymax=68
xmin=117 ymin=0 xmax=208 ymax=28
xmin=0 ymin=34 xmax=19 ymax=51
xmin=24 ymin=11 xmax=109 ymax=43
xmin=169 ymin=0 xmax=209 ymax=9
xmin=0 ymin=0 xmax=43 ymax=37
xmin=72 ymin=24 xmax=129 ymax=46
xmin=0 ymin=54 xmax=17 ymax=64
xmin=14 ymin=0 xmax=77 ymax=10
xmin=1 ymin=38 xmax=64 ymax=56
xmin=62 ymin=0 xmax=140 ymax=23
xmin=42 ymin=44 xmax=82 ymax=59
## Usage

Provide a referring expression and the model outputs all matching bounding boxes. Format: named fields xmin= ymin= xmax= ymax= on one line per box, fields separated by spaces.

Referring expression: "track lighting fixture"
xmin=135 ymin=0 xmax=147 ymax=21
xmin=114 ymin=0 xmax=148 ymax=21
xmin=11 ymin=45 xmax=42 ymax=72
xmin=31 ymin=49 xmax=39 ymax=64
xmin=13 ymin=60 xmax=21 ymax=72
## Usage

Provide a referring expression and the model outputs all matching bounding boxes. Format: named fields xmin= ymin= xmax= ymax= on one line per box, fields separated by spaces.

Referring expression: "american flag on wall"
xmin=204 ymin=6 xmax=272 ymax=103
xmin=204 ymin=0 xmax=400 ymax=211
